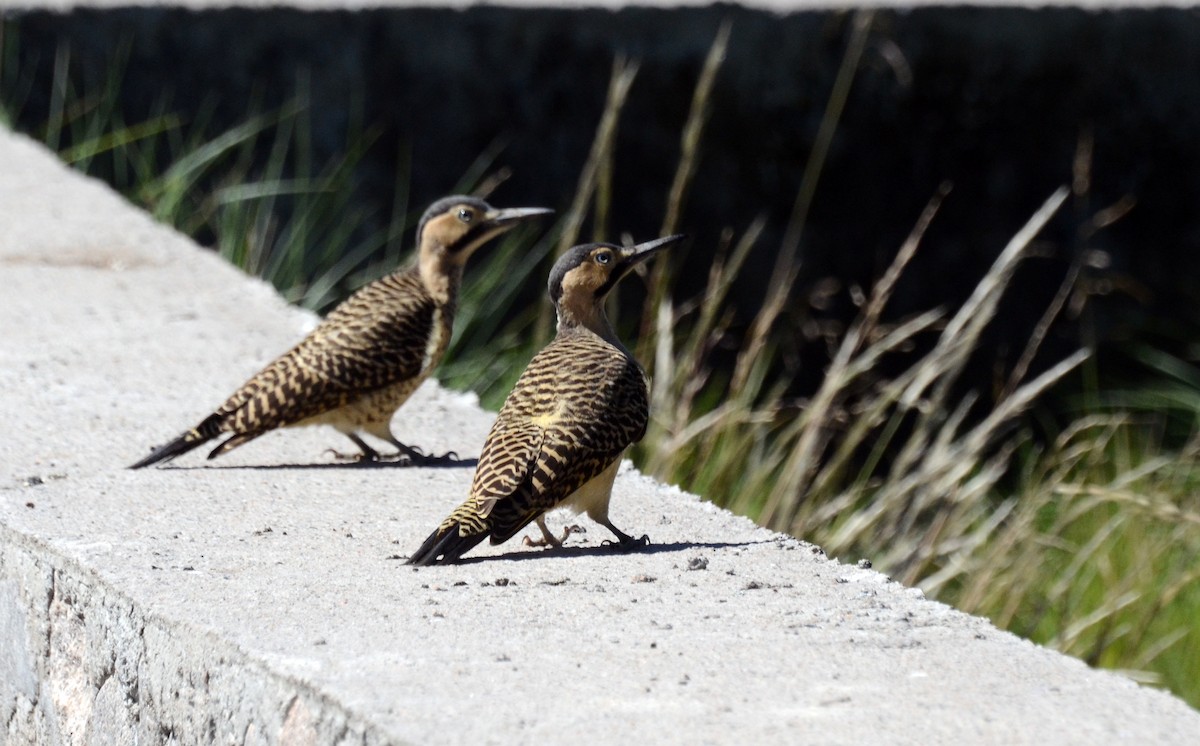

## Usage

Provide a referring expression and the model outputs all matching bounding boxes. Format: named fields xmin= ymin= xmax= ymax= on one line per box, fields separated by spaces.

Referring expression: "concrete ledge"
xmin=0 ymin=535 xmax=387 ymax=743
xmin=2 ymin=125 xmax=1198 ymax=743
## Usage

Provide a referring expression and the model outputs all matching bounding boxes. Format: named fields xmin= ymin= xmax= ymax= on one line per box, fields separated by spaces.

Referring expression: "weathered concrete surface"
xmin=1 ymin=125 xmax=1198 ymax=743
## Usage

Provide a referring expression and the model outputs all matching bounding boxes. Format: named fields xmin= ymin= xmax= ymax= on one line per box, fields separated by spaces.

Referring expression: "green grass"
xmin=4 ymin=15 xmax=1200 ymax=710
xmin=946 ymin=419 xmax=1200 ymax=696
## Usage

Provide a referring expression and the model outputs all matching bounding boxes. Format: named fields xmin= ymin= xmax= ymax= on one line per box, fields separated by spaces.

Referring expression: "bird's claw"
xmin=366 ymin=443 xmax=463 ymax=466
xmin=523 ymin=524 xmax=585 ymax=549
xmin=324 ymin=447 xmax=379 ymax=463
xmin=400 ymin=449 xmax=461 ymax=466
xmin=602 ymin=534 xmax=650 ymax=551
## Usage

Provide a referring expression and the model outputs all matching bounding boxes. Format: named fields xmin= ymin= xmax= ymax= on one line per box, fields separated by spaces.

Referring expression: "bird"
xmin=129 ymin=195 xmax=552 ymax=469
xmin=407 ymin=233 xmax=685 ymax=565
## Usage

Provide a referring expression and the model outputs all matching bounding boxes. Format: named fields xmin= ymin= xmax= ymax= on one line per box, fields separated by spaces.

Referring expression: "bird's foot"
xmin=378 ymin=440 xmax=463 ymax=466
xmin=324 ymin=447 xmax=380 ymax=463
xmin=602 ymin=534 xmax=651 ymax=551
xmin=522 ymin=524 xmax=585 ymax=549
xmin=522 ymin=534 xmax=556 ymax=549
xmin=384 ymin=447 xmax=462 ymax=467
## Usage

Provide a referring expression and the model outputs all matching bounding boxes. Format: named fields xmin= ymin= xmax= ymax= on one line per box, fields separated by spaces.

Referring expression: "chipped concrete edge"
xmin=0 ymin=525 xmax=399 ymax=745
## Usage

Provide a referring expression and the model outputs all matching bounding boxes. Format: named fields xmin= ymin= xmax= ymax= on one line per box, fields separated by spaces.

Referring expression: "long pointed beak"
xmin=618 ymin=233 xmax=687 ymax=272
xmin=484 ymin=206 xmax=554 ymax=228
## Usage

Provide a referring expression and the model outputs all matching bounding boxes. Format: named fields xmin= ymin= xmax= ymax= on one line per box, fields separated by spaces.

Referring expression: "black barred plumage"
xmin=409 ymin=234 xmax=686 ymax=565
xmin=130 ymin=197 xmax=550 ymax=469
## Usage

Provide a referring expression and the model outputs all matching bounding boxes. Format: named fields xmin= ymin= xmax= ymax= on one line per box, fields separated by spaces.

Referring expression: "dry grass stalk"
xmin=639 ymin=21 xmax=733 ymax=377
xmin=555 ymin=56 xmax=639 ymax=258
xmin=777 ymin=9 xmax=875 ymax=275
xmin=756 ymin=184 xmax=950 ymax=528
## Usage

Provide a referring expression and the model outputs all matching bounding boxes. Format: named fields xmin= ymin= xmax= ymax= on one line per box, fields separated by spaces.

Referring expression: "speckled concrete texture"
xmin=1 ymin=125 xmax=1198 ymax=743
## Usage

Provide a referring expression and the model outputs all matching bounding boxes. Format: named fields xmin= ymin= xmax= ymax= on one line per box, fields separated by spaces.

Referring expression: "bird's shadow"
xmin=413 ymin=539 xmax=772 ymax=566
xmin=158 ymin=456 xmax=479 ymax=472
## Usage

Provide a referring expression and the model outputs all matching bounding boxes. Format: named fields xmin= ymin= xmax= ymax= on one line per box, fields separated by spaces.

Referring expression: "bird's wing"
xmin=434 ymin=416 xmax=546 ymax=538
xmin=212 ymin=272 xmax=434 ymax=434
xmin=410 ymin=334 xmax=649 ymax=564
xmin=406 ymin=410 xmax=546 ymax=565
xmin=462 ymin=343 xmax=650 ymax=545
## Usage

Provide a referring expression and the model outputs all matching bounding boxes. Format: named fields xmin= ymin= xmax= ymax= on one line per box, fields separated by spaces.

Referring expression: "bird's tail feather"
xmin=128 ymin=414 xmax=223 ymax=469
xmin=407 ymin=523 xmax=488 ymax=566
xmin=206 ymin=431 xmax=261 ymax=460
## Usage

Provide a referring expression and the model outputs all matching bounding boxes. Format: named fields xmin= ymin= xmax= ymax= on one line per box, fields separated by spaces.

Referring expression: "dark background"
xmin=5 ymin=6 xmax=1200 ymax=401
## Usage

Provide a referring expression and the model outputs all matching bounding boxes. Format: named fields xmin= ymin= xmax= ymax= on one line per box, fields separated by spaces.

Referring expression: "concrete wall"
xmin=1 ymin=535 xmax=388 ymax=744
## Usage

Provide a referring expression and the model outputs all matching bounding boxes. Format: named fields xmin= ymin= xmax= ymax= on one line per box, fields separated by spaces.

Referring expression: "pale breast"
xmin=295 ymin=305 xmax=452 ymax=430
xmin=555 ymin=456 xmax=623 ymax=516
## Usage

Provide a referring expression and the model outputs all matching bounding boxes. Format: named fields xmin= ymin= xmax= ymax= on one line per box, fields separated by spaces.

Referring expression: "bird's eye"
xmin=595 ymin=251 xmax=613 ymax=265
xmin=458 ymin=208 xmax=474 ymax=223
